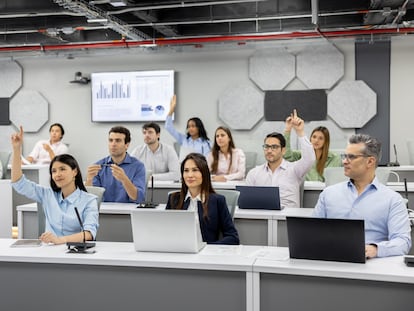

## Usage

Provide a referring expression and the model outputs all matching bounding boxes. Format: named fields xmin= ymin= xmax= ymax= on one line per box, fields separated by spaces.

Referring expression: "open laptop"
xmin=130 ymin=209 xmax=206 ymax=253
xmin=235 ymin=185 xmax=282 ymax=210
xmin=286 ymin=216 xmax=366 ymax=263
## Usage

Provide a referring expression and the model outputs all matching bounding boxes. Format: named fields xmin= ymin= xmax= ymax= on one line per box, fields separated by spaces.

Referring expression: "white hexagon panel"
xmin=10 ymin=89 xmax=49 ymax=132
xmin=328 ymin=80 xmax=376 ymax=128
xmin=249 ymin=48 xmax=295 ymax=91
xmin=0 ymin=60 xmax=23 ymax=98
xmin=296 ymin=44 xmax=344 ymax=89
xmin=218 ymin=83 xmax=264 ymax=130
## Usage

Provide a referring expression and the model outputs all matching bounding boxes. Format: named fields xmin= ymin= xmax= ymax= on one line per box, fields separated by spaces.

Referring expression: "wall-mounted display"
xmin=91 ymin=70 xmax=174 ymax=122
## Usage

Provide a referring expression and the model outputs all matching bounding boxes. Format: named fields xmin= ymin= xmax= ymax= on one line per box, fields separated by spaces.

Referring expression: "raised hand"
xmin=168 ymin=94 xmax=177 ymax=116
xmin=11 ymin=126 xmax=24 ymax=149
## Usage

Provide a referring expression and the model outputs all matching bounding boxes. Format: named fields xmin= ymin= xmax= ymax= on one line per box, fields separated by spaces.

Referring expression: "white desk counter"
xmin=6 ymin=164 xmax=49 ymax=226
xmin=0 ymin=239 xmax=260 ymax=311
xmin=253 ymin=248 xmax=414 ymax=311
xmin=1 ymin=238 xmax=414 ymax=311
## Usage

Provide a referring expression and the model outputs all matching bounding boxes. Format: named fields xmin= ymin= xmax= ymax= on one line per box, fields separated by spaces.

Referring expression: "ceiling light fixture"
xmin=87 ymin=18 xmax=108 ymax=23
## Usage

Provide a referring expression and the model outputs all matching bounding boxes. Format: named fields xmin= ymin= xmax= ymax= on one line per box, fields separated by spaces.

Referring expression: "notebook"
xmin=130 ymin=209 xmax=206 ymax=253
xmin=235 ymin=185 xmax=282 ymax=210
xmin=286 ymin=216 xmax=366 ymax=263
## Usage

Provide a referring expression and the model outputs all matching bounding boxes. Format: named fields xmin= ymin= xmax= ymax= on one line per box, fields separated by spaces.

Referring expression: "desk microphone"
xmin=137 ymin=175 xmax=159 ymax=208
xmin=387 ymin=144 xmax=400 ymax=167
xmin=67 ymin=207 xmax=96 ymax=253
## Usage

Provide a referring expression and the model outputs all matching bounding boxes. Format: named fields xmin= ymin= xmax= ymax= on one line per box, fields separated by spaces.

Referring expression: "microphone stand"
xmin=67 ymin=207 xmax=96 ymax=253
xmin=137 ymin=175 xmax=159 ymax=208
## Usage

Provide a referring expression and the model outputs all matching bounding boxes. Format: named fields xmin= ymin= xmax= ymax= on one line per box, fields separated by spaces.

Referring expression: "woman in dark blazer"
xmin=166 ymin=153 xmax=239 ymax=245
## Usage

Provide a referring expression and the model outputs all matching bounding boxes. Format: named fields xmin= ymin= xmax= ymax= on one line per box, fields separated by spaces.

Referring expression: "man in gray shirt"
xmin=131 ymin=122 xmax=180 ymax=181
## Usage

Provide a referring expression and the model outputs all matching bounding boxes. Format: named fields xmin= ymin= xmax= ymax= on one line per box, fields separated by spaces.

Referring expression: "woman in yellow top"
xmin=284 ymin=121 xmax=341 ymax=182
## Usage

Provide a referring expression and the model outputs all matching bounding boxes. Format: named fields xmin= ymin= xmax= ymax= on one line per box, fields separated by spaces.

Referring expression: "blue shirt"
xmin=313 ymin=178 xmax=411 ymax=257
xmin=165 ymin=115 xmax=211 ymax=156
xmin=93 ymin=153 xmax=146 ymax=203
xmin=12 ymin=175 xmax=99 ymax=238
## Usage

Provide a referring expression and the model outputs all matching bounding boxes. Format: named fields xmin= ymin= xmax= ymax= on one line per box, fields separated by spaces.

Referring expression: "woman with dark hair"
xmin=207 ymin=126 xmax=246 ymax=182
xmin=165 ymin=95 xmax=211 ymax=157
xmin=284 ymin=122 xmax=341 ymax=182
xmin=166 ymin=153 xmax=239 ymax=245
xmin=11 ymin=126 xmax=98 ymax=245
xmin=26 ymin=122 xmax=69 ymax=164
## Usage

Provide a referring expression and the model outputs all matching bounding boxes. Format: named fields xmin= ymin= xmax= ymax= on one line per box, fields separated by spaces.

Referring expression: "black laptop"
xmin=286 ymin=216 xmax=366 ymax=263
xmin=236 ymin=185 xmax=282 ymax=210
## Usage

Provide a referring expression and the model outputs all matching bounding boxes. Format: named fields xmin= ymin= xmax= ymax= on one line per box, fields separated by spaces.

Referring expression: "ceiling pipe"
xmin=0 ymin=26 xmax=413 ymax=53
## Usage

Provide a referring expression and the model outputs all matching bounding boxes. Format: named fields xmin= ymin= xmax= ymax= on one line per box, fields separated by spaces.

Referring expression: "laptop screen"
xmin=130 ymin=209 xmax=206 ymax=253
xmin=286 ymin=216 xmax=366 ymax=263
xmin=236 ymin=185 xmax=282 ymax=210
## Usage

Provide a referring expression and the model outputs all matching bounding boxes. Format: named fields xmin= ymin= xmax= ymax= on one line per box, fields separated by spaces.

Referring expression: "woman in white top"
xmin=26 ymin=123 xmax=69 ymax=164
xmin=207 ymin=126 xmax=246 ymax=182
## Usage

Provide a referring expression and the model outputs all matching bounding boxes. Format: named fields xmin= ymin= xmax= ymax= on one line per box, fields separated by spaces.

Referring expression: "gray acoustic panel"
xmin=218 ymin=83 xmax=264 ymax=130
xmin=0 ymin=61 xmax=23 ymax=98
xmin=10 ymin=89 xmax=49 ymax=132
xmin=296 ymin=44 xmax=344 ymax=89
xmin=0 ymin=125 xmax=15 ymax=153
xmin=264 ymin=90 xmax=327 ymax=121
xmin=328 ymin=80 xmax=377 ymax=128
xmin=249 ymin=48 xmax=295 ymax=91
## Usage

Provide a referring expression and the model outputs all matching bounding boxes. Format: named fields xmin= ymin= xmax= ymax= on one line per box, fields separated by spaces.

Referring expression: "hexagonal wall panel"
xmin=296 ymin=44 xmax=344 ymax=89
xmin=328 ymin=80 xmax=376 ymax=128
xmin=218 ymin=83 xmax=264 ymax=130
xmin=249 ymin=48 xmax=295 ymax=91
xmin=10 ymin=89 xmax=49 ymax=132
xmin=0 ymin=60 xmax=23 ymax=98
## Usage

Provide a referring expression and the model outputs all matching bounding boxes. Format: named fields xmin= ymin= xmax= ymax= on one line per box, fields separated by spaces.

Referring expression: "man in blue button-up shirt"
xmin=313 ymin=134 xmax=411 ymax=258
xmin=86 ymin=126 xmax=146 ymax=203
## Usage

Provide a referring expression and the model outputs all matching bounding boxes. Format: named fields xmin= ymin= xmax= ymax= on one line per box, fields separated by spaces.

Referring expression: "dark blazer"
xmin=166 ymin=192 xmax=240 ymax=245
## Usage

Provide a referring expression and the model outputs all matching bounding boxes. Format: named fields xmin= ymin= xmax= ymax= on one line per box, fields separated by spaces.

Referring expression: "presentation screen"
xmin=91 ymin=70 xmax=174 ymax=122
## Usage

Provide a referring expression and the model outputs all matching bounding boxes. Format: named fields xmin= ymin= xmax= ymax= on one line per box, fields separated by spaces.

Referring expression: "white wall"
xmin=4 ymin=36 xmax=412 ymax=174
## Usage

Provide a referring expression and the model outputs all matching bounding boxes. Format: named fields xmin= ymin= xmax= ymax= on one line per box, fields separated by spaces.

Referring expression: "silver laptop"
xmin=130 ymin=209 xmax=206 ymax=253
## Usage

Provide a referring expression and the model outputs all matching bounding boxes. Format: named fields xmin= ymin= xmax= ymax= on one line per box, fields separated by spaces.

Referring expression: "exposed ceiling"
xmin=1 ymin=0 xmax=414 ymax=52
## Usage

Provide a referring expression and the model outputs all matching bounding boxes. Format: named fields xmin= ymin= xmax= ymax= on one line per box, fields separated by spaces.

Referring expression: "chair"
xmin=215 ymin=189 xmax=240 ymax=219
xmin=0 ymin=151 xmax=11 ymax=179
xmin=244 ymin=151 xmax=257 ymax=174
xmin=324 ymin=167 xmax=347 ymax=186
xmin=375 ymin=167 xmax=400 ymax=184
xmin=85 ymin=186 xmax=106 ymax=210
xmin=173 ymin=142 xmax=181 ymax=157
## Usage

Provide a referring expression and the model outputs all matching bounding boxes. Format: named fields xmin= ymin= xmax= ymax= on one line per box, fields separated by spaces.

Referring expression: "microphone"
xmin=137 ymin=175 xmax=159 ymax=208
xmin=387 ymin=144 xmax=400 ymax=167
xmin=66 ymin=207 xmax=96 ymax=253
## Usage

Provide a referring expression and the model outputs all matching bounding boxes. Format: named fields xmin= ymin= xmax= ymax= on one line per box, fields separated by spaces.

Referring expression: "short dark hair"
xmin=50 ymin=154 xmax=86 ymax=192
xmin=109 ymin=126 xmax=131 ymax=144
xmin=265 ymin=132 xmax=286 ymax=148
xmin=142 ymin=122 xmax=161 ymax=134
xmin=49 ymin=123 xmax=65 ymax=137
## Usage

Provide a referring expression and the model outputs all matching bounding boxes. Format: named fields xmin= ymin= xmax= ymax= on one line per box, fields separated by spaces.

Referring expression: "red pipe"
xmin=0 ymin=27 xmax=413 ymax=53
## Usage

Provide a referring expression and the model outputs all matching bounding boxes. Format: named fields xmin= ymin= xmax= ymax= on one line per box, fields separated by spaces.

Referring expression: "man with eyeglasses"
xmin=246 ymin=110 xmax=315 ymax=208
xmin=313 ymin=134 xmax=411 ymax=258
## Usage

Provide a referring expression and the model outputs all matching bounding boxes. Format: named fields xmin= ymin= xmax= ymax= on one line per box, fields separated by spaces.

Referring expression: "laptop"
xmin=236 ymin=185 xmax=282 ymax=210
xmin=130 ymin=209 xmax=206 ymax=253
xmin=286 ymin=216 xmax=366 ymax=263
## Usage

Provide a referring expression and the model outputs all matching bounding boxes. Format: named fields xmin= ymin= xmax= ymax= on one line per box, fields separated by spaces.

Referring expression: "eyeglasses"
xmin=262 ymin=144 xmax=281 ymax=151
xmin=340 ymin=153 xmax=369 ymax=161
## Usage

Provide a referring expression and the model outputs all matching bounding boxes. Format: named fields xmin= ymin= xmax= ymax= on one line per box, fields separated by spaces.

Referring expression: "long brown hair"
xmin=170 ymin=153 xmax=215 ymax=218
xmin=211 ymin=126 xmax=235 ymax=174
xmin=311 ymin=126 xmax=330 ymax=177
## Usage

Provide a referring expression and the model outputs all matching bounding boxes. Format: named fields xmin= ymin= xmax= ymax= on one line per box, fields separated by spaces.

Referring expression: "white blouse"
xmin=207 ymin=148 xmax=246 ymax=181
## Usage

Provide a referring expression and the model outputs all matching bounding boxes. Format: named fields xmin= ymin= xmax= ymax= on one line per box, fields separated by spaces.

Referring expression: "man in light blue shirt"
xmin=86 ymin=126 xmax=146 ymax=203
xmin=313 ymin=134 xmax=411 ymax=258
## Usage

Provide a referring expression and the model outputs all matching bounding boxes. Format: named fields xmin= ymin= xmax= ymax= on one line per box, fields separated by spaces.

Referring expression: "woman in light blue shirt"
xmin=165 ymin=94 xmax=211 ymax=157
xmin=11 ymin=126 xmax=99 ymax=245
